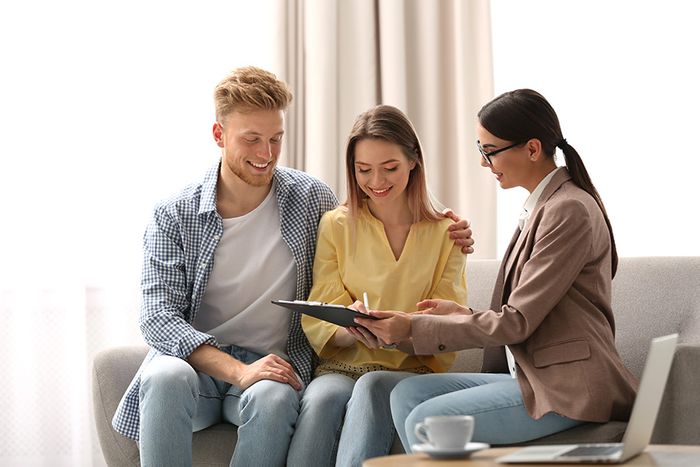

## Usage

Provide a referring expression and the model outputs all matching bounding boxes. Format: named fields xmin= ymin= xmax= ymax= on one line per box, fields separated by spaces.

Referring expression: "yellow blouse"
xmin=302 ymin=204 xmax=467 ymax=376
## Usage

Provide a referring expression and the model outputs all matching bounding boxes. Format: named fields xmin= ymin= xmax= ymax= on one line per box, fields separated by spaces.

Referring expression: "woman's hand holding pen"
xmin=345 ymin=300 xmax=383 ymax=349
xmin=345 ymin=326 xmax=383 ymax=349
xmin=354 ymin=308 xmax=412 ymax=346
xmin=330 ymin=327 xmax=358 ymax=347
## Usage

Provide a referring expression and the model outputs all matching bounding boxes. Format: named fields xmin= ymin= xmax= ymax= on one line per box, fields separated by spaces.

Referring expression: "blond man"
xmin=113 ymin=67 xmax=337 ymax=466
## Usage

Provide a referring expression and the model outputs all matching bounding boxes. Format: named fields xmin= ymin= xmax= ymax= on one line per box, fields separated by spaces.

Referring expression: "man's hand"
xmin=187 ymin=344 xmax=302 ymax=391
xmin=354 ymin=309 xmax=412 ymax=346
xmin=416 ymin=298 xmax=471 ymax=316
xmin=236 ymin=354 xmax=302 ymax=391
xmin=443 ymin=209 xmax=475 ymax=255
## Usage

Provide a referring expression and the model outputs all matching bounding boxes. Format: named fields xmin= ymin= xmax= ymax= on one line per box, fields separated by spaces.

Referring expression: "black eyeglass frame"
xmin=476 ymin=140 xmax=524 ymax=165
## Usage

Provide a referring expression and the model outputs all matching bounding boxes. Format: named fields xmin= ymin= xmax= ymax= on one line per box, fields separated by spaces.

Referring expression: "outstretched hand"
xmin=443 ymin=209 xmax=475 ymax=255
xmin=354 ymin=309 xmax=413 ymax=346
xmin=416 ymin=298 xmax=471 ymax=316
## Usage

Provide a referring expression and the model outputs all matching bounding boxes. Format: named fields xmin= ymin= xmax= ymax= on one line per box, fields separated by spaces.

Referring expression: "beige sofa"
xmin=93 ymin=257 xmax=700 ymax=466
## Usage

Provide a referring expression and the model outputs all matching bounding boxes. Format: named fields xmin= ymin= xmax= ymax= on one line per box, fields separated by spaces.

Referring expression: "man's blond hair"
xmin=214 ymin=66 xmax=293 ymax=121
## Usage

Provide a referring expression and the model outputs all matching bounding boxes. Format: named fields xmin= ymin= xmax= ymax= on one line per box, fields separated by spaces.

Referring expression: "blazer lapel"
xmin=501 ymin=169 xmax=573 ymax=298
xmin=492 ymin=226 xmax=522 ymax=307
xmin=504 ymin=225 xmax=527 ymax=281
xmin=484 ymin=229 xmax=519 ymax=374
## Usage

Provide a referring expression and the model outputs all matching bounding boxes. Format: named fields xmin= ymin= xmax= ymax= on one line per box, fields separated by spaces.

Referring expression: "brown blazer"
xmin=411 ymin=169 xmax=638 ymax=423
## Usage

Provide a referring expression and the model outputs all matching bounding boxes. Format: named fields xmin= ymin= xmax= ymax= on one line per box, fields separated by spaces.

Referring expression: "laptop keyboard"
xmin=560 ymin=445 xmax=622 ymax=457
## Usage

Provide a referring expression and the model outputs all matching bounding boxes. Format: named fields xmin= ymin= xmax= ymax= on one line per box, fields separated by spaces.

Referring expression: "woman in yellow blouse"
xmin=287 ymin=105 xmax=467 ymax=467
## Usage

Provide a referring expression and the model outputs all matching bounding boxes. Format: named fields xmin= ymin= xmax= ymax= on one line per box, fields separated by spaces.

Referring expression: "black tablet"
xmin=271 ymin=300 xmax=378 ymax=327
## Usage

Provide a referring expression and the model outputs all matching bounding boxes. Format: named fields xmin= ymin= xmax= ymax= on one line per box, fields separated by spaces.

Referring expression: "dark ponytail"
xmin=558 ymin=140 xmax=618 ymax=276
xmin=479 ymin=89 xmax=618 ymax=276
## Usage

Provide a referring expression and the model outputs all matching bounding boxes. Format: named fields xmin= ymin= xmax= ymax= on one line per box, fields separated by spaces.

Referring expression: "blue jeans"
xmin=390 ymin=373 xmax=583 ymax=450
xmin=138 ymin=346 xmax=301 ymax=467
xmin=289 ymin=371 xmax=414 ymax=467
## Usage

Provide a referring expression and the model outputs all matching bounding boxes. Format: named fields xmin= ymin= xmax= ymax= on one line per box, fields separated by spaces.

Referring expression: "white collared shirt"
xmin=506 ymin=167 xmax=563 ymax=378
xmin=518 ymin=167 xmax=562 ymax=231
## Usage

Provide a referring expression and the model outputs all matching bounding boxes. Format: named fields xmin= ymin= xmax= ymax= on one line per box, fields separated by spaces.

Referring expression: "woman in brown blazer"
xmin=357 ymin=89 xmax=638 ymax=449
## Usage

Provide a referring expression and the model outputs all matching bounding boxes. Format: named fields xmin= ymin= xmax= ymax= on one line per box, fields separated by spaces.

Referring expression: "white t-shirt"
xmin=506 ymin=167 xmax=562 ymax=378
xmin=193 ymin=184 xmax=296 ymax=359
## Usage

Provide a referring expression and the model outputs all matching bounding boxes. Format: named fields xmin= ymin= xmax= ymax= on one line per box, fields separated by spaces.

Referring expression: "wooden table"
xmin=363 ymin=445 xmax=700 ymax=466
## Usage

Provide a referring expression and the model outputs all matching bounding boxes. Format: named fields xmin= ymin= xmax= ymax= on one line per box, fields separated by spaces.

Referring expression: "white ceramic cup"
xmin=414 ymin=415 xmax=475 ymax=449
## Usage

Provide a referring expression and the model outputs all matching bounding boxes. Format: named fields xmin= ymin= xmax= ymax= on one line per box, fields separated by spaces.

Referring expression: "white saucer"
xmin=412 ymin=441 xmax=490 ymax=459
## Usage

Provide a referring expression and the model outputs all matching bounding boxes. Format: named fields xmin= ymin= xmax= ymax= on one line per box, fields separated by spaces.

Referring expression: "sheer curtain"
xmin=0 ymin=1 xmax=280 ymax=465
xmin=490 ymin=0 xmax=700 ymax=258
xmin=1 ymin=0 xmax=496 ymax=464
xmin=281 ymin=0 xmax=497 ymax=257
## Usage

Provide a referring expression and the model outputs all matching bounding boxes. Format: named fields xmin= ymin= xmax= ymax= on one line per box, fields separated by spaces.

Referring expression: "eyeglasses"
xmin=476 ymin=140 xmax=523 ymax=165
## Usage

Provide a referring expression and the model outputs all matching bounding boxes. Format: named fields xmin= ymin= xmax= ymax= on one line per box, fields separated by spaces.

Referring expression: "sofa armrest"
xmin=92 ymin=346 xmax=149 ymax=466
xmin=652 ymin=344 xmax=700 ymax=444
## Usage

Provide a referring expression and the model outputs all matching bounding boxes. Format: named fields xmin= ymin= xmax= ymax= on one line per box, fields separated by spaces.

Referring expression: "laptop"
xmin=498 ymin=333 xmax=678 ymax=464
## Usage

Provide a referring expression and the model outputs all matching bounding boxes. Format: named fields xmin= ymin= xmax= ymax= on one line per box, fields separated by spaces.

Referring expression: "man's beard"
xmin=228 ymin=159 xmax=274 ymax=187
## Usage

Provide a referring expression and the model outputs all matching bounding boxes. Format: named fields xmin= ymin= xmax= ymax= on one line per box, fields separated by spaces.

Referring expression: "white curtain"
xmin=0 ymin=1 xmax=280 ymax=465
xmin=0 ymin=285 xmax=142 ymax=466
xmin=280 ymin=0 xmax=497 ymax=258
xmin=0 ymin=0 xmax=496 ymax=464
xmin=490 ymin=0 xmax=700 ymax=258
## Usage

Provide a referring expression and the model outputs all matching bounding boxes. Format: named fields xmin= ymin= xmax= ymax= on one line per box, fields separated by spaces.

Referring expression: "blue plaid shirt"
xmin=112 ymin=162 xmax=338 ymax=440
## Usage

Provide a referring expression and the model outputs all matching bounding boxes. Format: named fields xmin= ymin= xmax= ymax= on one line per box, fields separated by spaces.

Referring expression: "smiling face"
xmin=477 ymin=123 xmax=533 ymax=190
xmin=353 ymin=138 xmax=416 ymax=211
xmin=214 ymin=109 xmax=284 ymax=187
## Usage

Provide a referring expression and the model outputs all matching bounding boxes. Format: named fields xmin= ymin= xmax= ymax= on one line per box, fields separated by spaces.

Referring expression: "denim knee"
xmin=389 ymin=378 xmax=414 ymax=416
xmin=240 ymin=380 xmax=300 ymax=422
xmin=301 ymin=387 xmax=348 ymax=417
xmin=404 ymin=404 xmax=426 ymax=432
xmin=139 ymin=356 xmax=198 ymax=401
xmin=389 ymin=376 xmax=415 ymax=400
xmin=353 ymin=371 xmax=393 ymax=395
xmin=309 ymin=387 xmax=343 ymax=406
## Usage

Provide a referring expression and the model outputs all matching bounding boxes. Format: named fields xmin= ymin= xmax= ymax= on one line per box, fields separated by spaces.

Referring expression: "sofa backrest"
xmin=449 ymin=259 xmax=498 ymax=372
xmin=611 ymin=256 xmax=700 ymax=377
xmin=452 ymin=257 xmax=700 ymax=376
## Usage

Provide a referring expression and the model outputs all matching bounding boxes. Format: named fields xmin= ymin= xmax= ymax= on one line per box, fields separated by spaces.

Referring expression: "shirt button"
xmin=438 ymin=344 xmax=446 ymax=351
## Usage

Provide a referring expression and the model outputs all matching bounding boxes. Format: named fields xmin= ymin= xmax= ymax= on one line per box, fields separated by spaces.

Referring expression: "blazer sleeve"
xmin=419 ymin=236 xmax=467 ymax=370
xmin=411 ymin=198 xmax=594 ymax=354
